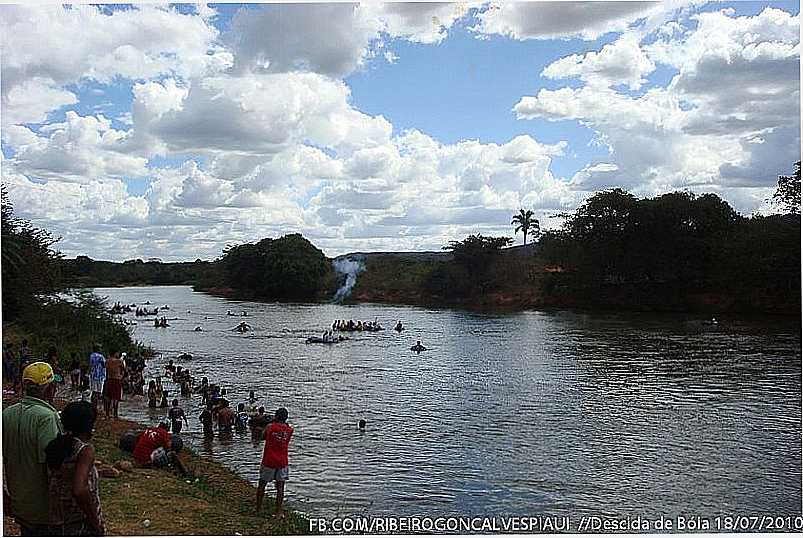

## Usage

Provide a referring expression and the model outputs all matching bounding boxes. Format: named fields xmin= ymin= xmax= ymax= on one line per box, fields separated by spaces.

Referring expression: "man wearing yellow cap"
xmin=3 ymin=361 xmax=64 ymax=535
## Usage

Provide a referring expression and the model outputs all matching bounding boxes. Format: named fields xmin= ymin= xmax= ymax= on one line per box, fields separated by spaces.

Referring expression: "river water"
xmin=94 ymin=286 xmax=801 ymax=521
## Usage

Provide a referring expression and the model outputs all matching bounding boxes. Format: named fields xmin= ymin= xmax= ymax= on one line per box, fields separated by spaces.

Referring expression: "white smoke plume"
xmin=333 ymin=257 xmax=365 ymax=303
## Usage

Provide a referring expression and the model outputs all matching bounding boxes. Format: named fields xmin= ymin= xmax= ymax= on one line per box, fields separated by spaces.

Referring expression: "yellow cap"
xmin=22 ymin=362 xmax=55 ymax=385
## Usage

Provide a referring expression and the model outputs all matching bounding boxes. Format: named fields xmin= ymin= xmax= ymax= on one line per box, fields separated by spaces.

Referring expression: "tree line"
xmin=13 ymin=161 xmax=799 ymax=314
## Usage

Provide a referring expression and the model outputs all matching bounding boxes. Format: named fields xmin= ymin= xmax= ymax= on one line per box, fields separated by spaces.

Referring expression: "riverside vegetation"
xmin=58 ymin=163 xmax=801 ymax=316
xmin=1 ymin=188 xmax=308 ymax=535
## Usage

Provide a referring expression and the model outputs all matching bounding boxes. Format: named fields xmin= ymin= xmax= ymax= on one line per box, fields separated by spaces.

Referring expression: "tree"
xmin=220 ymin=233 xmax=329 ymax=300
xmin=773 ymin=161 xmax=801 ymax=214
xmin=444 ymin=234 xmax=512 ymax=294
xmin=511 ymin=209 xmax=539 ymax=245
xmin=2 ymin=186 xmax=62 ymax=320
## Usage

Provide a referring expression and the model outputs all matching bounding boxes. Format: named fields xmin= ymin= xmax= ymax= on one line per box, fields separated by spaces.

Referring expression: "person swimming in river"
xmin=411 ymin=340 xmax=427 ymax=353
xmin=227 ymin=310 xmax=235 ymax=316
xmin=395 ymin=321 xmax=404 ymax=332
xmin=235 ymin=321 xmax=251 ymax=333
xmin=194 ymin=326 xmax=203 ymax=332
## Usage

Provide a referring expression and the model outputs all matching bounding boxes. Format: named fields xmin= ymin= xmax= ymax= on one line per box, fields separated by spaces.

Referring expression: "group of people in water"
xmin=140 ymin=358 xmax=273 ymax=444
xmin=332 ymin=319 xmax=384 ymax=332
xmin=110 ymin=300 xmax=168 ymax=317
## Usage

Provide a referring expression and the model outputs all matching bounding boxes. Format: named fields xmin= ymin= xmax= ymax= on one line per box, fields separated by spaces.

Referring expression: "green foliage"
xmin=62 ymin=256 xmax=210 ymax=287
xmin=542 ymin=189 xmax=739 ymax=285
xmin=13 ymin=291 xmax=149 ymax=371
xmin=444 ymin=234 xmax=512 ymax=294
xmin=2 ymin=187 xmax=147 ymax=365
xmin=538 ymin=188 xmax=800 ymax=313
xmin=221 ymin=233 xmax=328 ymax=300
xmin=772 ymin=161 xmax=801 ymax=214
xmin=2 ymin=186 xmax=63 ymax=320
xmin=511 ymin=208 xmax=540 ymax=245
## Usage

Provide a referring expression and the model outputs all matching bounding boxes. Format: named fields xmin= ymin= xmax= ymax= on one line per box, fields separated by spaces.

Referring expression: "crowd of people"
xmin=332 ymin=319 xmax=384 ymax=332
xmin=3 ymin=342 xmax=296 ymax=535
xmin=1 ymin=302 xmax=435 ymax=534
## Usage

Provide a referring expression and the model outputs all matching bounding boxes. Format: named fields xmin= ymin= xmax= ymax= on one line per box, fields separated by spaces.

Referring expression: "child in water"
xmin=168 ymin=399 xmax=188 ymax=434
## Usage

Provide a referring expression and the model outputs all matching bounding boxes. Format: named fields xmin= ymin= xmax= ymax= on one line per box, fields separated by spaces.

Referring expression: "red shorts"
xmin=104 ymin=378 xmax=122 ymax=400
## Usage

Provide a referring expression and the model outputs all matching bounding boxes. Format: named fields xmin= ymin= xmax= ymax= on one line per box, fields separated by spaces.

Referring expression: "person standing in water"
xmin=256 ymin=408 xmax=293 ymax=518
xmin=88 ymin=345 xmax=106 ymax=417
xmin=169 ymin=399 xmax=189 ymax=435
xmin=104 ymin=350 xmax=125 ymax=419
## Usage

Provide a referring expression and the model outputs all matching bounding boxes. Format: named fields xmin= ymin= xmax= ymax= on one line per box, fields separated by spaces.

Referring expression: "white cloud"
xmin=367 ymin=2 xmax=470 ymax=44
xmin=227 ymin=2 xmax=470 ymax=78
xmin=135 ymin=72 xmax=392 ymax=159
xmin=542 ymin=35 xmax=656 ymax=89
xmin=7 ymin=111 xmax=148 ymax=183
xmin=515 ymin=6 xmax=800 ymax=194
xmin=0 ymin=4 xmax=227 ymax=86
xmin=227 ymin=3 xmax=382 ymax=77
xmin=473 ymin=1 xmax=660 ymax=41
xmin=1 ymin=77 xmax=77 ymax=127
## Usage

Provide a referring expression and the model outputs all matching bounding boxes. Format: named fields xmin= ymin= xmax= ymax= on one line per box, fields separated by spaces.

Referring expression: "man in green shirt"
xmin=3 ymin=361 xmax=63 ymax=535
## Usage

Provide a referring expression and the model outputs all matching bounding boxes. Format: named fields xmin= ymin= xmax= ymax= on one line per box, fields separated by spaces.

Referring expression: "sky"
xmin=1 ymin=1 xmax=800 ymax=261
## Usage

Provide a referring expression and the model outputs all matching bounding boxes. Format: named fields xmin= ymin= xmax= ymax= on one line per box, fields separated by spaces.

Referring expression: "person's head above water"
xmin=417 ymin=340 xmax=421 ymax=345
xmin=258 ymin=406 xmax=265 ymax=415
xmin=249 ymin=390 xmax=255 ymax=398
xmin=274 ymin=407 xmax=288 ymax=423
xmin=358 ymin=419 xmax=366 ymax=429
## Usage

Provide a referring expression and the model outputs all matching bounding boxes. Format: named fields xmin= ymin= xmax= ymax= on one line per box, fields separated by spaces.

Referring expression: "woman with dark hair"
xmin=45 ymin=401 xmax=104 ymax=536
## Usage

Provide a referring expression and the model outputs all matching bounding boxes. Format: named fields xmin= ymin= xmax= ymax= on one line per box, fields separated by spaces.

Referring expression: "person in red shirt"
xmin=256 ymin=408 xmax=293 ymax=518
xmin=132 ymin=422 xmax=189 ymax=477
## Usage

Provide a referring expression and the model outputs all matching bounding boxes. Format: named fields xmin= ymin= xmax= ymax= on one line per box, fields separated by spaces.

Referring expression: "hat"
xmin=22 ymin=362 xmax=63 ymax=385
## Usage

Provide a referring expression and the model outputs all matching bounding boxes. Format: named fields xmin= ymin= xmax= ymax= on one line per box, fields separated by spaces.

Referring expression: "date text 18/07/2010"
xmin=577 ymin=515 xmax=803 ymax=532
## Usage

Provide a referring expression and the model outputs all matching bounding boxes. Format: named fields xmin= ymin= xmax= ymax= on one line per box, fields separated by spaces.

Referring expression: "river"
xmin=95 ymin=286 xmax=801 ymax=520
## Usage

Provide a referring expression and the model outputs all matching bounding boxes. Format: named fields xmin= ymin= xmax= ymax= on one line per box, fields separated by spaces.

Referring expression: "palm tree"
xmin=511 ymin=209 xmax=539 ymax=246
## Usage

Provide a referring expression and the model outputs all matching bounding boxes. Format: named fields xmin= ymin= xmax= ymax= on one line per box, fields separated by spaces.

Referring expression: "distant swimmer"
xmin=394 ymin=321 xmax=404 ymax=332
xmin=358 ymin=419 xmax=366 ymax=430
xmin=227 ymin=310 xmax=235 ymax=316
xmin=242 ymin=311 xmax=248 ymax=317
xmin=410 ymin=340 xmax=427 ymax=353
xmin=194 ymin=326 xmax=203 ymax=332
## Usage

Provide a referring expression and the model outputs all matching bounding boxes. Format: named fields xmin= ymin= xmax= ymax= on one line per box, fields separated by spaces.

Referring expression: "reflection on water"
xmin=95 ymin=286 xmax=801 ymax=519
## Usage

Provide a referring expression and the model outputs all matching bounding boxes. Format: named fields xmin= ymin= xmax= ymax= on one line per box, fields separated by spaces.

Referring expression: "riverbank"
xmin=2 ymin=393 xmax=309 ymax=536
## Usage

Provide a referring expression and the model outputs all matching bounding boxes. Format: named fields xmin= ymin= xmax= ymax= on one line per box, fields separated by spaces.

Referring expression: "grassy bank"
xmin=2 ymin=395 xmax=309 ymax=536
